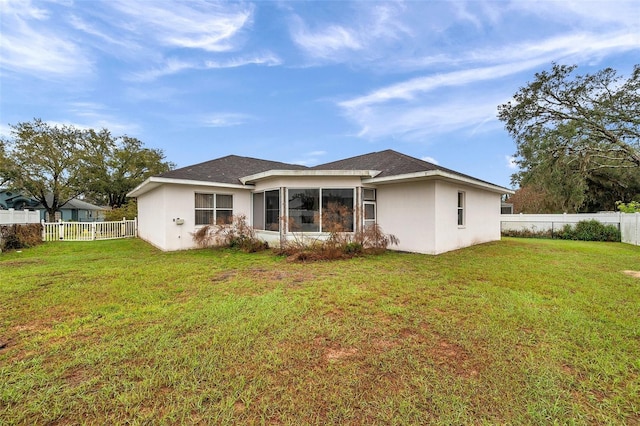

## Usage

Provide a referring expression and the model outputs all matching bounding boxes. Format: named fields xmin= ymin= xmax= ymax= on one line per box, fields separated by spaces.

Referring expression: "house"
xmin=127 ymin=150 xmax=513 ymax=255
xmin=0 ymin=189 xmax=105 ymax=222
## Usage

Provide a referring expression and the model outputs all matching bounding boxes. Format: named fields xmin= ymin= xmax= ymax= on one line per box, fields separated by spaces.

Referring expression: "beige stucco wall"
xmin=252 ymin=176 xmax=363 ymax=192
xmin=376 ymin=179 xmax=502 ymax=254
xmin=432 ymin=180 xmax=502 ymax=254
xmin=137 ymin=183 xmax=252 ymax=251
xmin=376 ymin=181 xmax=437 ymax=254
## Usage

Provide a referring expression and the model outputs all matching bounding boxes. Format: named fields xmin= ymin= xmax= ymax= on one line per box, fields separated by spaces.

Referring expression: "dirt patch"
xmin=622 ymin=270 xmax=640 ymax=278
xmin=325 ymin=347 xmax=358 ymax=361
xmin=0 ymin=259 xmax=45 ymax=267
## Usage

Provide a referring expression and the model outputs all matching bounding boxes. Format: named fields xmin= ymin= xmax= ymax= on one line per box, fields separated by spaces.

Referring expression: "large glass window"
xmin=265 ymin=190 xmax=280 ymax=231
xmin=322 ymin=188 xmax=354 ymax=232
xmin=288 ymin=189 xmax=319 ymax=232
xmin=287 ymin=188 xmax=355 ymax=232
xmin=195 ymin=193 xmax=233 ymax=225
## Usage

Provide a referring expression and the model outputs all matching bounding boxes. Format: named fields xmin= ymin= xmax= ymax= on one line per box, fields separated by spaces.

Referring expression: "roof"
xmin=158 ymin=155 xmax=308 ymax=185
xmin=313 ymin=149 xmax=496 ymax=186
xmin=38 ymin=195 xmax=104 ymax=211
xmin=128 ymin=150 xmax=513 ymax=197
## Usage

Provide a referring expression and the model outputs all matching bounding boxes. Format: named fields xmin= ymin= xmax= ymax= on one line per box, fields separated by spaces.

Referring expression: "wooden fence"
xmin=41 ymin=219 xmax=137 ymax=242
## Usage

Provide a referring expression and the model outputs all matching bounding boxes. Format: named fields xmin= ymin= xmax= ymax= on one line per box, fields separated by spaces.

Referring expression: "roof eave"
xmin=126 ymin=176 xmax=252 ymax=198
xmin=240 ymin=169 xmax=381 ymax=184
xmin=363 ymin=170 xmax=514 ymax=194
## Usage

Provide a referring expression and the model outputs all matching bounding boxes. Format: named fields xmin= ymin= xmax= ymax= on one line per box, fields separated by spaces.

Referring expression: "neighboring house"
xmin=0 ymin=189 xmax=105 ymax=222
xmin=127 ymin=149 xmax=513 ymax=255
xmin=0 ymin=189 xmax=40 ymax=211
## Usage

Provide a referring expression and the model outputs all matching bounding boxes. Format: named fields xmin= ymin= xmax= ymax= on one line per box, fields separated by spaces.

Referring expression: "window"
xmin=322 ymin=188 xmax=354 ymax=232
xmin=363 ymin=188 xmax=376 ymax=227
xmin=457 ymin=191 xmax=465 ymax=226
xmin=195 ymin=193 xmax=233 ymax=225
xmin=287 ymin=188 xmax=355 ymax=232
xmin=265 ymin=190 xmax=280 ymax=231
xmin=288 ymin=189 xmax=319 ymax=232
xmin=253 ymin=190 xmax=280 ymax=231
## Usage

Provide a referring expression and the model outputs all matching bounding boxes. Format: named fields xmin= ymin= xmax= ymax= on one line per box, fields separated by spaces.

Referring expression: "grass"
xmin=1 ymin=238 xmax=639 ymax=425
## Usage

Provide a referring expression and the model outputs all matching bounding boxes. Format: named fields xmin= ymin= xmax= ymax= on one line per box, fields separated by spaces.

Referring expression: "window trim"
xmin=194 ymin=192 xmax=233 ymax=226
xmin=457 ymin=191 xmax=465 ymax=227
xmin=286 ymin=187 xmax=355 ymax=233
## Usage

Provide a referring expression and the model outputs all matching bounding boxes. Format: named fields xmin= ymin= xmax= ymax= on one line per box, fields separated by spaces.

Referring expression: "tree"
xmin=1 ymin=119 xmax=174 ymax=220
xmin=82 ymin=130 xmax=174 ymax=208
xmin=498 ymin=64 xmax=640 ymax=212
xmin=1 ymin=119 xmax=89 ymax=221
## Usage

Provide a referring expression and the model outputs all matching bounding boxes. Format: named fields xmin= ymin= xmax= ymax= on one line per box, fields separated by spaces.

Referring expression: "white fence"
xmin=501 ymin=213 xmax=640 ymax=246
xmin=0 ymin=209 xmax=40 ymax=224
xmin=621 ymin=213 xmax=640 ymax=246
xmin=41 ymin=219 xmax=137 ymax=242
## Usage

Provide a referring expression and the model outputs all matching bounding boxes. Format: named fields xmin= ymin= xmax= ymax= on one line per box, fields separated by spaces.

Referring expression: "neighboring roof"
xmin=158 ymin=155 xmax=308 ymax=185
xmin=37 ymin=195 xmax=104 ymax=211
xmin=128 ymin=150 xmax=513 ymax=197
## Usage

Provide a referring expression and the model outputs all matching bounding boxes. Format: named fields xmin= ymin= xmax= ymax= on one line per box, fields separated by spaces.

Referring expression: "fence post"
xmin=92 ymin=222 xmax=96 ymax=240
xmin=134 ymin=217 xmax=138 ymax=237
xmin=9 ymin=208 xmax=15 ymax=224
xmin=58 ymin=219 xmax=64 ymax=240
xmin=41 ymin=219 xmax=45 ymax=241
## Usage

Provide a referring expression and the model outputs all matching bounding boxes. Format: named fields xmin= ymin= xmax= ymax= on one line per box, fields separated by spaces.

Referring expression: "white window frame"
xmin=194 ymin=192 xmax=233 ymax=226
xmin=286 ymin=187 xmax=355 ymax=233
xmin=457 ymin=191 xmax=465 ymax=227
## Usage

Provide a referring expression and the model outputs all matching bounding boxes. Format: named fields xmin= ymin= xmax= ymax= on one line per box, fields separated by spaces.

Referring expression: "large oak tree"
xmin=1 ymin=119 xmax=173 ymax=220
xmin=498 ymin=64 xmax=640 ymax=212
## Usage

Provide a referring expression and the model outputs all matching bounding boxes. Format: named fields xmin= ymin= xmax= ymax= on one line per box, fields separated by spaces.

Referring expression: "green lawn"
xmin=1 ymin=238 xmax=639 ymax=425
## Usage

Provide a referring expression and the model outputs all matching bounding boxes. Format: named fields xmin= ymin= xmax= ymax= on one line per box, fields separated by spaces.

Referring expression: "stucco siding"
xmin=433 ymin=181 xmax=501 ymax=254
xmin=253 ymin=176 xmax=363 ymax=192
xmin=137 ymin=185 xmax=167 ymax=250
xmin=137 ymin=184 xmax=252 ymax=251
xmin=376 ymin=181 xmax=437 ymax=254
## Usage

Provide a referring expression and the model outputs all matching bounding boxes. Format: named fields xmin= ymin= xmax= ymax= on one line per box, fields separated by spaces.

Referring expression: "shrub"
xmin=503 ymin=220 xmax=621 ymax=242
xmin=104 ymin=201 xmax=137 ymax=221
xmin=191 ymin=214 xmax=268 ymax=253
xmin=0 ymin=224 xmax=43 ymax=251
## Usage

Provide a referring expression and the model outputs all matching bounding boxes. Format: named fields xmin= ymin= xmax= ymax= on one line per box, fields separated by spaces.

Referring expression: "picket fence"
xmin=41 ymin=218 xmax=137 ymax=242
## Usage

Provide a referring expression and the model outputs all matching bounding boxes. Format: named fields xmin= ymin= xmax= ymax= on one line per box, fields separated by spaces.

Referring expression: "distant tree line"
xmin=499 ymin=64 xmax=640 ymax=213
xmin=0 ymin=119 xmax=175 ymax=221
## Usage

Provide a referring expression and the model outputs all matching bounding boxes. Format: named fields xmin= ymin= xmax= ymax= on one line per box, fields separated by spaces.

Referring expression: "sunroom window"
xmin=287 ymin=188 xmax=355 ymax=232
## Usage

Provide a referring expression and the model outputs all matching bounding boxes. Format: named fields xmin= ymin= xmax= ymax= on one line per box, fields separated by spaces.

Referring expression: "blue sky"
xmin=1 ymin=1 xmax=638 ymax=188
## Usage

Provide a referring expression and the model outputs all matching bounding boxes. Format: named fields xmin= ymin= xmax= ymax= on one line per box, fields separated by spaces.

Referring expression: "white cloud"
xmin=108 ymin=1 xmax=253 ymax=52
xmin=506 ymin=155 xmax=517 ymax=170
xmin=421 ymin=156 xmax=439 ymax=165
xmin=202 ymin=113 xmax=252 ymax=128
xmin=0 ymin=0 xmax=93 ymax=78
xmin=289 ymin=3 xmax=409 ymax=62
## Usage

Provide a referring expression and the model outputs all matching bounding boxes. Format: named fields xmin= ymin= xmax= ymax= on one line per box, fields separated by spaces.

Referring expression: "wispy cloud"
xmin=422 ymin=156 xmax=439 ymax=165
xmin=202 ymin=113 xmax=253 ymax=128
xmin=0 ymin=0 xmax=93 ymax=79
xmin=506 ymin=155 xmax=517 ymax=170
xmin=289 ymin=3 xmax=409 ymax=63
xmin=107 ymin=1 xmax=254 ymax=52
xmin=129 ymin=52 xmax=281 ymax=82
xmin=338 ymin=26 xmax=639 ymax=141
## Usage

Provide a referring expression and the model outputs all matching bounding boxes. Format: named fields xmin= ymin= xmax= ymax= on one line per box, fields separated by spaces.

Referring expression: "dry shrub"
xmin=0 ymin=224 xmax=43 ymax=251
xmin=191 ymin=214 xmax=268 ymax=252
xmin=277 ymin=204 xmax=399 ymax=262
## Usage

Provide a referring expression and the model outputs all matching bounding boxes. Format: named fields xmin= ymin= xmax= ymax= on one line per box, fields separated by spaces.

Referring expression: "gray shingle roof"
xmin=158 ymin=155 xmax=308 ymax=185
xmin=313 ymin=149 xmax=483 ymax=180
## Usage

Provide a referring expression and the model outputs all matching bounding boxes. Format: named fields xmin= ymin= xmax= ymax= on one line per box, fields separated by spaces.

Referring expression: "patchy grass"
xmin=1 ymin=238 xmax=639 ymax=425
